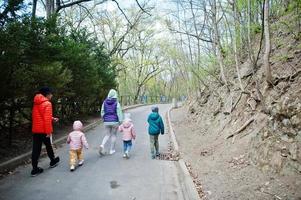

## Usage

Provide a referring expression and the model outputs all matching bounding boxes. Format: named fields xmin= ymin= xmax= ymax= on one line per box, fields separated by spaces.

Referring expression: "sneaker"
xmin=99 ymin=145 xmax=104 ymax=156
xmin=70 ymin=165 xmax=75 ymax=171
xmin=50 ymin=157 xmax=60 ymax=168
xmin=123 ymin=154 xmax=127 ymax=158
xmin=151 ymin=155 xmax=156 ymax=159
xmin=109 ymin=149 xmax=116 ymax=155
xmin=31 ymin=167 xmax=44 ymax=177
xmin=125 ymin=152 xmax=130 ymax=159
xmin=156 ymin=152 xmax=160 ymax=157
xmin=78 ymin=160 xmax=84 ymax=166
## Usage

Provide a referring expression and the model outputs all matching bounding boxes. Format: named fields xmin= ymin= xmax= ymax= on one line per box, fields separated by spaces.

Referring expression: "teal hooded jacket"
xmin=147 ymin=112 xmax=164 ymax=135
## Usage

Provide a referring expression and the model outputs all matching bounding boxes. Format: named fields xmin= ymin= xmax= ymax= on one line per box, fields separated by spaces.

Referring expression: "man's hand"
xmin=53 ymin=117 xmax=59 ymax=122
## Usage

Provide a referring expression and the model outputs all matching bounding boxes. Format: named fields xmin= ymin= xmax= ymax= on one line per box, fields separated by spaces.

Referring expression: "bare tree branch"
xmin=109 ymin=8 xmax=147 ymax=56
xmin=57 ymin=0 xmax=91 ymax=12
xmin=56 ymin=0 xmax=108 ymax=13
xmin=135 ymin=0 xmax=151 ymax=16
xmin=76 ymin=4 xmax=99 ymax=39
xmin=39 ymin=0 xmax=46 ymax=10
xmin=112 ymin=0 xmax=132 ymax=26
xmin=169 ymin=29 xmax=213 ymax=43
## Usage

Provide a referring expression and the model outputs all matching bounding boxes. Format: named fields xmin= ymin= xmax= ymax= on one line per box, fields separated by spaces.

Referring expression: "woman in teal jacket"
xmin=147 ymin=106 xmax=164 ymax=159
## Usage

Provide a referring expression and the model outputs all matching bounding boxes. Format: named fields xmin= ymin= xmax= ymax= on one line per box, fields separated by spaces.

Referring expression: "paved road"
xmin=0 ymin=104 xmax=185 ymax=200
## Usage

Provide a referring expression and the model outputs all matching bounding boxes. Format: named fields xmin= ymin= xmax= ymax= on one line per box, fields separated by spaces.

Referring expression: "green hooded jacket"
xmin=147 ymin=112 xmax=164 ymax=135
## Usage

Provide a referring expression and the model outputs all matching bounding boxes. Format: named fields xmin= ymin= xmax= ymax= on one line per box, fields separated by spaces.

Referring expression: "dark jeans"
xmin=32 ymin=134 xmax=55 ymax=169
xmin=123 ymin=140 xmax=132 ymax=153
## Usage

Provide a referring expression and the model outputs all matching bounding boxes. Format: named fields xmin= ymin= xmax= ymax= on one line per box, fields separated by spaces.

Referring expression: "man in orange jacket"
xmin=31 ymin=87 xmax=60 ymax=176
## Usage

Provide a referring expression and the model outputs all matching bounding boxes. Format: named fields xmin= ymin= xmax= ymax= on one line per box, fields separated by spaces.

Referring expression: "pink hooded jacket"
xmin=118 ymin=119 xmax=136 ymax=141
xmin=67 ymin=121 xmax=89 ymax=150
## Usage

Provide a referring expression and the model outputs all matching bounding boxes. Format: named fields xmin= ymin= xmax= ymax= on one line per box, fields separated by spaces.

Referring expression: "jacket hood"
xmin=149 ymin=112 xmax=160 ymax=120
xmin=34 ymin=94 xmax=49 ymax=105
xmin=122 ymin=119 xmax=133 ymax=128
xmin=151 ymin=106 xmax=159 ymax=113
xmin=73 ymin=120 xmax=83 ymax=131
xmin=107 ymin=89 xmax=118 ymax=99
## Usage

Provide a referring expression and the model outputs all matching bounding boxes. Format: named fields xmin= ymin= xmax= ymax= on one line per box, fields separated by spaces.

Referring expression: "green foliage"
xmin=251 ymin=23 xmax=262 ymax=34
xmin=287 ymin=0 xmax=301 ymax=13
xmin=0 ymin=15 xmax=116 ymax=127
xmin=0 ymin=0 xmax=26 ymax=26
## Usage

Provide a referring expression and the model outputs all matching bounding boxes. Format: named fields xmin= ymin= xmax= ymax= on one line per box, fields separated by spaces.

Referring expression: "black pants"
xmin=31 ymin=134 xmax=55 ymax=169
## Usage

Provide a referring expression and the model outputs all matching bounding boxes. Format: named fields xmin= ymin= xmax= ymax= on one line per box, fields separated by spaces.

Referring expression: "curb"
xmin=167 ymin=106 xmax=200 ymax=200
xmin=0 ymin=104 xmax=146 ymax=173
xmin=167 ymin=107 xmax=179 ymax=152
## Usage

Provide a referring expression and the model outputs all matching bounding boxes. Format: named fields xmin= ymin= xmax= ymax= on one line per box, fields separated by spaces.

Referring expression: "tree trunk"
xmin=247 ymin=0 xmax=255 ymax=67
xmin=8 ymin=101 xmax=15 ymax=146
xmin=233 ymin=0 xmax=244 ymax=91
xmin=189 ymin=0 xmax=201 ymax=69
xmin=56 ymin=0 xmax=60 ymax=11
xmin=32 ymin=0 xmax=38 ymax=18
xmin=263 ymin=0 xmax=272 ymax=86
xmin=46 ymin=0 xmax=52 ymax=19
xmin=212 ymin=0 xmax=228 ymax=87
xmin=134 ymin=84 xmax=142 ymax=104
xmin=46 ymin=0 xmax=55 ymax=19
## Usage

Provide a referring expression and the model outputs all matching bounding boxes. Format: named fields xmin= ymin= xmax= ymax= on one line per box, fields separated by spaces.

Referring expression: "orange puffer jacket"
xmin=32 ymin=94 xmax=53 ymax=134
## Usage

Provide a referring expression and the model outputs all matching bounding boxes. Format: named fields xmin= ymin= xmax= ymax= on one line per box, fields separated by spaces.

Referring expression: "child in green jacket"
xmin=147 ymin=106 xmax=164 ymax=159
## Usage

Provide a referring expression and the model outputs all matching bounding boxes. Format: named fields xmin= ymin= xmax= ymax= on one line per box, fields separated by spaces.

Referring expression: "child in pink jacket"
xmin=67 ymin=120 xmax=89 ymax=171
xmin=118 ymin=117 xmax=136 ymax=158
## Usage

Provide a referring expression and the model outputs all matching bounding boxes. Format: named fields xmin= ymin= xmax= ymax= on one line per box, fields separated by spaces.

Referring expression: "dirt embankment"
xmin=171 ymin=13 xmax=301 ymax=200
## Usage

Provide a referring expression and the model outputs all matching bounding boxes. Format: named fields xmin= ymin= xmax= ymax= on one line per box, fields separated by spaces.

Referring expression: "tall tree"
xmin=232 ymin=0 xmax=244 ymax=91
xmin=263 ymin=0 xmax=272 ymax=86
xmin=211 ymin=0 xmax=228 ymax=87
xmin=32 ymin=0 xmax=38 ymax=18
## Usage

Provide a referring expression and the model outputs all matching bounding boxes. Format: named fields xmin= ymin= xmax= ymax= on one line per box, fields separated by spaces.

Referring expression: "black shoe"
xmin=50 ymin=157 xmax=60 ymax=168
xmin=31 ymin=167 xmax=44 ymax=177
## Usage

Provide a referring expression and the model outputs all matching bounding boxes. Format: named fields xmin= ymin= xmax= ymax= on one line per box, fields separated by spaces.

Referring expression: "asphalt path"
xmin=0 ymin=104 xmax=185 ymax=200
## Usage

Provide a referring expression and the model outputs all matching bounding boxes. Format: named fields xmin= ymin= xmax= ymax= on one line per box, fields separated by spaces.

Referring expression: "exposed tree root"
xmin=226 ymin=118 xmax=255 ymax=139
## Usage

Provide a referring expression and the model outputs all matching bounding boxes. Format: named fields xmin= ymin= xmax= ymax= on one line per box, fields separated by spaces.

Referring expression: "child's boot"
xmin=109 ymin=149 xmax=116 ymax=155
xmin=125 ymin=150 xmax=130 ymax=159
xmin=78 ymin=160 xmax=84 ymax=166
xmin=99 ymin=145 xmax=104 ymax=156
